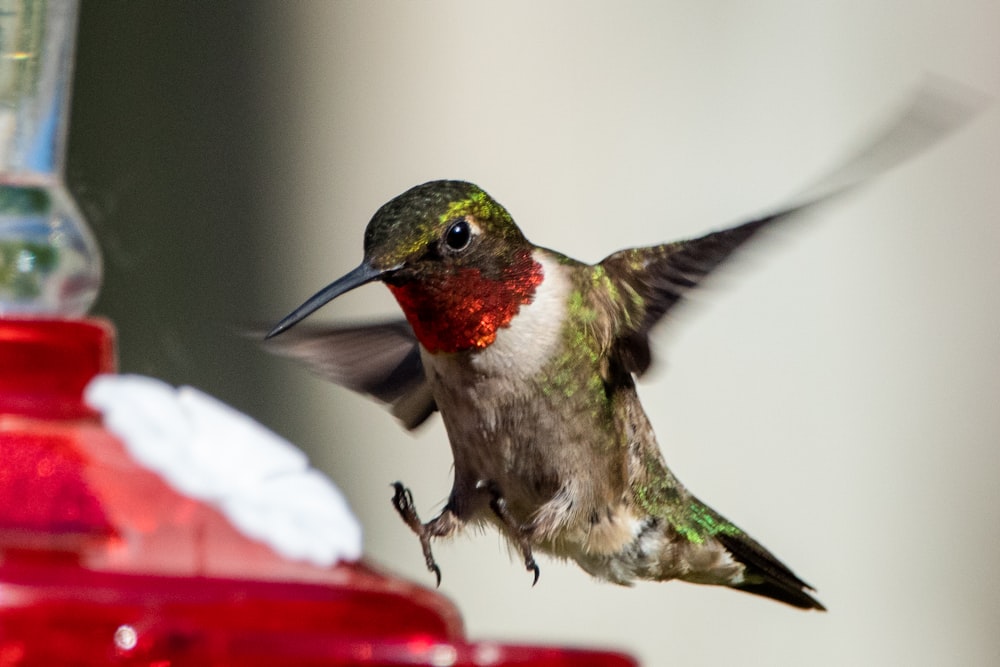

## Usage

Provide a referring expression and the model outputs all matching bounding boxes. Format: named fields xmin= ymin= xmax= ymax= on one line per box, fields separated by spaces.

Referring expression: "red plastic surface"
xmin=0 ymin=318 xmax=638 ymax=666
xmin=0 ymin=317 xmax=115 ymax=419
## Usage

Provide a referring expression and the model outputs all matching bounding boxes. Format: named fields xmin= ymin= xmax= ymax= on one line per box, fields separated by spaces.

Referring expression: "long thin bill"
xmin=266 ymin=262 xmax=386 ymax=339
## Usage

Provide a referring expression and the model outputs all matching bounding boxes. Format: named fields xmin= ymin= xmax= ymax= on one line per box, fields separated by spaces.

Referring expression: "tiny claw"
xmin=529 ymin=561 xmax=540 ymax=586
xmin=390 ymin=481 xmax=410 ymax=508
xmin=431 ymin=563 xmax=442 ymax=588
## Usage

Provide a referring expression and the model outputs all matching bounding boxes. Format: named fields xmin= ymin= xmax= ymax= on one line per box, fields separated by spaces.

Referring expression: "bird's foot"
xmin=478 ymin=480 xmax=541 ymax=585
xmin=391 ymin=481 xmax=461 ymax=587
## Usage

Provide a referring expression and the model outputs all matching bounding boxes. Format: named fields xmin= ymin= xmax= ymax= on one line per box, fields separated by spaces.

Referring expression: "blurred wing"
xmin=601 ymin=77 xmax=985 ymax=376
xmin=261 ymin=319 xmax=437 ymax=430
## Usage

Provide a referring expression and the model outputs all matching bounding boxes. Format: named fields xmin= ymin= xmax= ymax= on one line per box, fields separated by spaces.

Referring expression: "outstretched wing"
xmin=261 ymin=319 xmax=437 ymax=430
xmin=601 ymin=77 xmax=984 ymax=376
xmin=601 ymin=213 xmax=776 ymax=375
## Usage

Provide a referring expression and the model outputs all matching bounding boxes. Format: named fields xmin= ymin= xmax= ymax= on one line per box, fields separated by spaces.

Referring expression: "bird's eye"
xmin=444 ymin=219 xmax=472 ymax=251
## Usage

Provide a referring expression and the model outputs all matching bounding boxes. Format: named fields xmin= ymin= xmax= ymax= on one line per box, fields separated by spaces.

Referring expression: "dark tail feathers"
xmin=716 ymin=531 xmax=826 ymax=611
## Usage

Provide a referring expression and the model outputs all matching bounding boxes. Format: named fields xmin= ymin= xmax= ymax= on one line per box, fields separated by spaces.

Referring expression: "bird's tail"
xmin=655 ymin=496 xmax=826 ymax=610
xmin=714 ymin=529 xmax=826 ymax=611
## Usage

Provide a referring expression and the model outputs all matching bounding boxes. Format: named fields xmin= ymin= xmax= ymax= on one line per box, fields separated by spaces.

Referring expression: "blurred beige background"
xmin=76 ymin=2 xmax=1000 ymax=666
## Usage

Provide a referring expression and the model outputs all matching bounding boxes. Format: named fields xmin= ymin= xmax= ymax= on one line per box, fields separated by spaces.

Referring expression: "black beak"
xmin=266 ymin=262 xmax=388 ymax=339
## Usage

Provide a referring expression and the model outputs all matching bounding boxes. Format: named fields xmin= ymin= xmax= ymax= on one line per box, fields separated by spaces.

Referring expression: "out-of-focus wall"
xmin=267 ymin=3 xmax=1000 ymax=666
xmin=70 ymin=2 xmax=283 ymax=419
xmin=72 ymin=2 xmax=1000 ymax=665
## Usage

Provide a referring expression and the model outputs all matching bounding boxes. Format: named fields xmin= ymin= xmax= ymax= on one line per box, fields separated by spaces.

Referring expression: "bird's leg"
xmin=390 ymin=481 xmax=460 ymax=587
xmin=478 ymin=480 xmax=541 ymax=585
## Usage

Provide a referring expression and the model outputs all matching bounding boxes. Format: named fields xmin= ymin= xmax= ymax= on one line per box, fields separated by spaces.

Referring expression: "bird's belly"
xmin=425 ymin=360 xmax=639 ymax=559
xmin=436 ymin=378 xmax=569 ymax=511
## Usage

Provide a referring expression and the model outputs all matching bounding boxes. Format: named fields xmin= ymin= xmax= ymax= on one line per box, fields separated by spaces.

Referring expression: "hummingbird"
xmin=264 ymin=82 xmax=980 ymax=611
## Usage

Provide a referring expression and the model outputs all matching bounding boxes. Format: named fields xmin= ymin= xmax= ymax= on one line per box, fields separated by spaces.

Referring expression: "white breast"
xmin=419 ymin=249 xmax=573 ymax=441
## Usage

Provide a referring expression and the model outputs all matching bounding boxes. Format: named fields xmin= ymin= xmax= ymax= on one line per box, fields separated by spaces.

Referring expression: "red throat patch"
xmin=387 ymin=250 xmax=544 ymax=354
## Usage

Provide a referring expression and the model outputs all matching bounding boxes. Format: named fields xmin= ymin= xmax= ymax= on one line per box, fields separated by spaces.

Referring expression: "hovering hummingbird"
xmin=265 ymin=82 xmax=979 ymax=610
